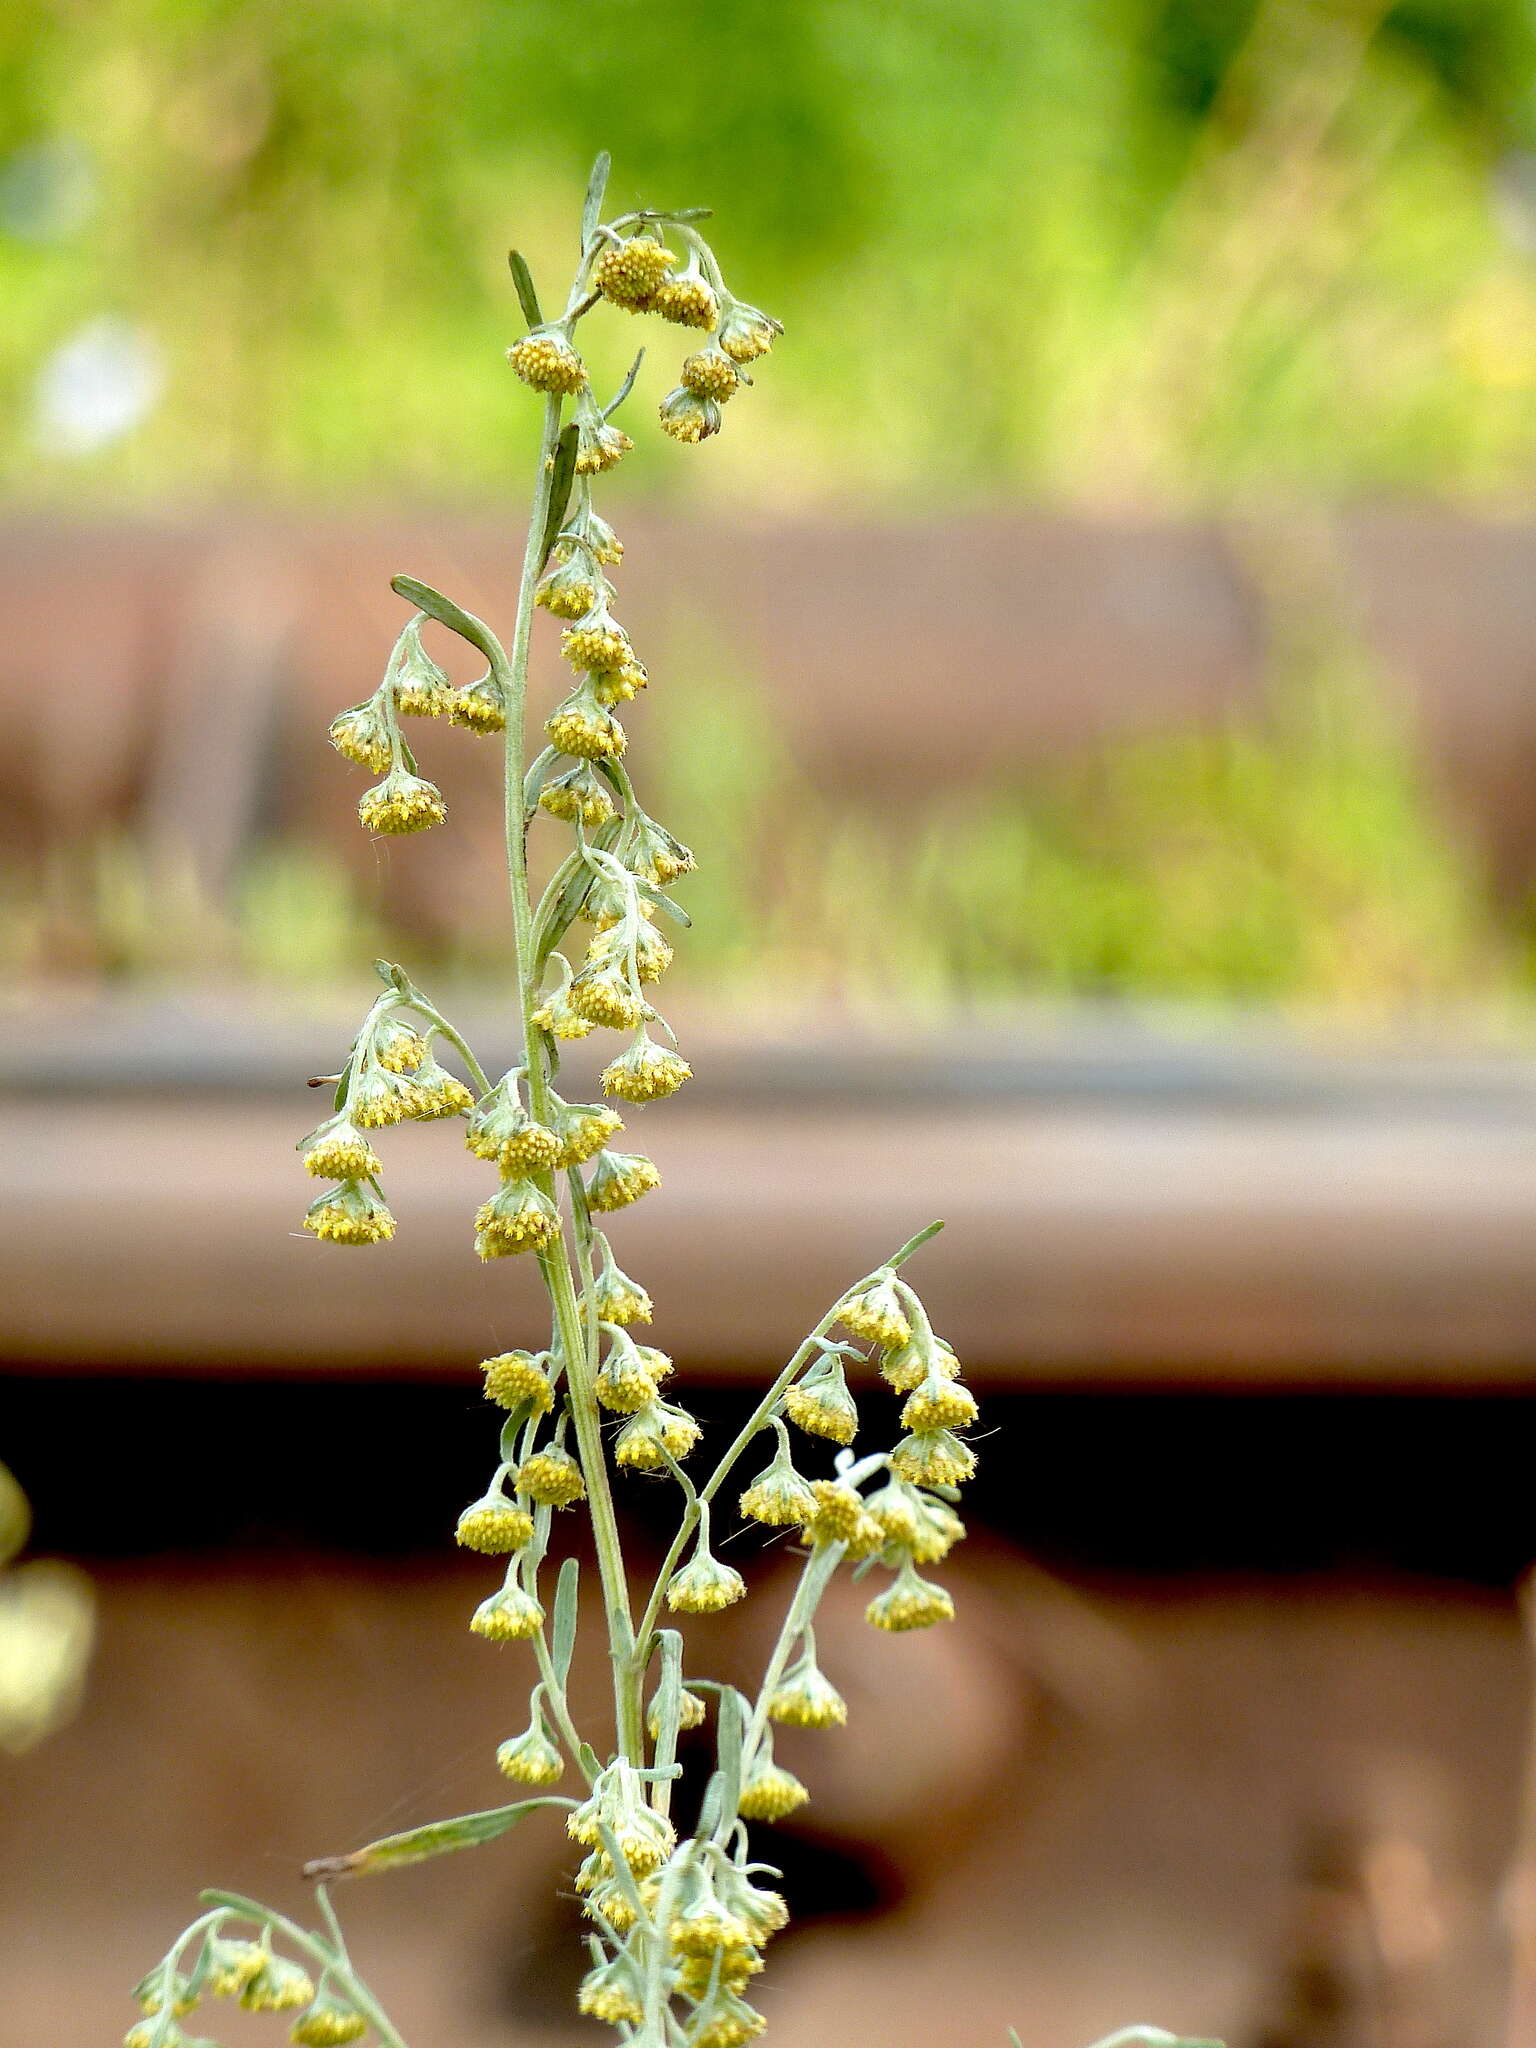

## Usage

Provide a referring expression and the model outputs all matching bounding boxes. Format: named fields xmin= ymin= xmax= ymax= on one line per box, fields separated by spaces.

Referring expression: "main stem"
xmin=502 ymin=392 xmax=642 ymax=1763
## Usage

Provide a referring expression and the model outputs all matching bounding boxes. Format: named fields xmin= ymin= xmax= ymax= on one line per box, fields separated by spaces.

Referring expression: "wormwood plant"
xmin=120 ymin=157 xmax=1218 ymax=2048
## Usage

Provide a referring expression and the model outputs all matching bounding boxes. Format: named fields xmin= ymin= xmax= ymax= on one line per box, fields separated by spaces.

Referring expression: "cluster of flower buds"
xmin=298 ymin=992 xmax=475 ymax=1248
xmin=125 ymin=1923 xmax=369 ymax=2048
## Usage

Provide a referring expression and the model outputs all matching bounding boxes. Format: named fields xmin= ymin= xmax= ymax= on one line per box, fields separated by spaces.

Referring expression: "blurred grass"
xmin=5 ymin=0 xmax=1536 ymax=507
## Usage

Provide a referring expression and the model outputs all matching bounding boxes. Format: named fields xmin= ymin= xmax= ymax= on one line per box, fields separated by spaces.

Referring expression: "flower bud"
xmin=329 ymin=700 xmax=392 ymax=771
xmin=580 ymin=508 xmax=625 ymax=564
xmin=890 ymin=1429 xmax=976 ymax=1489
xmin=837 ymin=1275 xmax=910 ymax=1349
xmin=133 ymin=1964 xmax=196 ymax=2016
xmin=515 ymin=1446 xmax=586 ymax=1506
xmin=569 ymin=963 xmax=645 ymax=1030
xmin=507 ymin=328 xmax=588 ymax=394
xmin=766 ymin=1659 xmax=847 ymax=1729
xmin=473 ymin=1178 xmax=561 ymax=1258
xmin=590 ymin=1247 xmax=653 ymax=1324
xmin=659 ymin=387 xmax=722 ymax=443
xmin=125 ymin=2024 xmax=189 ymax=2048
xmin=574 ymin=415 xmax=634 ymax=473
xmin=497 ymin=1722 xmax=564 ymax=1785
xmin=546 ymin=677 xmax=627 ymax=759
xmin=446 ymin=675 xmax=507 ymax=733
xmin=538 ymin=761 xmax=616 ymax=828
xmin=350 ymin=1062 xmax=423 ymax=1126
xmin=594 ymin=233 xmax=675 ymax=309
xmin=653 ymin=254 xmax=719 ymax=329
xmin=666 ymin=1547 xmax=746 ymax=1614
xmin=600 ymin=1034 xmax=693 ymax=1103
xmin=631 ymin=814 xmax=696 ymax=886
xmin=595 ymin=1328 xmax=660 ymax=1414
xmin=204 ymin=1938 xmax=266 ymax=1998
xmin=577 ymin=1953 xmax=645 ymax=2027
xmin=300 ymin=1118 xmax=381 ymax=1182
xmin=240 ymin=1952 xmax=316 ymax=2013
xmin=481 ymin=1350 xmax=555 ymax=1413
xmin=372 ymin=1015 xmax=428 ymax=1072
xmin=717 ymin=300 xmax=782 ymax=364
xmin=681 ymin=347 xmax=740 ymax=402
xmin=587 ymin=1149 xmax=661 ymax=1212
xmin=393 ymin=623 xmax=453 ymax=717
xmin=560 ymin=600 xmax=634 ymax=673
xmin=534 ymin=550 xmax=602 ymax=620
xmin=289 ymin=1993 xmax=368 ymax=2045
xmin=548 ymin=1094 xmax=625 ymax=1166
xmin=739 ymin=1449 xmax=816 ymax=1528
xmin=402 ymin=1058 xmax=475 ymax=1119
xmin=877 ymin=1331 xmax=961 ymax=1393
xmin=736 ymin=1761 xmax=808 ymax=1824
xmin=900 ymin=1376 xmax=979 ymax=1434
xmin=614 ymin=1400 xmax=701 ymax=1470
xmin=303 ymin=1179 xmax=395 ymax=1246
xmin=358 ymin=768 xmax=447 ymax=835
xmin=782 ymin=1360 xmax=857 ymax=1446
xmin=469 ymin=1583 xmax=545 ymax=1641
xmin=455 ymin=1495 xmax=535 ymax=1553
xmin=865 ymin=1559 xmax=955 ymax=1632
xmin=909 ymin=1492 xmax=966 ymax=1564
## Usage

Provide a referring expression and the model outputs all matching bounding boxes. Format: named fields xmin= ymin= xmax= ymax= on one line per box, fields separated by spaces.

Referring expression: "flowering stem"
xmin=501 ymin=386 xmax=641 ymax=1763
xmin=198 ymin=1892 xmax=407 ymax=2048
xmin=737 ymin=1540 xmax=844 ymax=1792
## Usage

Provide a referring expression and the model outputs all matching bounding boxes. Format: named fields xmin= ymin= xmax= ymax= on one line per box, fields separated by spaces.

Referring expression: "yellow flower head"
xmin=560 ymin=607 xmax=633 ymax=674
xmin=909 ymin=1492 xmax=966 ymax=1564
xmin=470 ymin=1583 xmax=545 ymax=1641
xmin=473 ymin=1178 xmax=561 ymax=1259
xmin=532 ymin=980 xmax=596 ymax=1040
xmin=601 ymin=1034 xmax=692 ymax=1103
xmin=587 ymin=1149 xmax=661 ymax=1212
xmin=446 ymin=676 xmax=507 ymax=733
xmin=535 ymin=551 xmax=602 ymax=620
xmin=574 ymin=416 xmax=634 ymax=474
xmin=801 ymin=1478 xmax=867 ymax=1547
xmin=546 ymin=679 xmax=627 ymax=760
xmin=861 ymin=1476 xmax=921 ymax=1548
xmin=204 ymin=1938 xmax=266 ymax=1998
xmin=594 ymin=233 xmax=675 ymax=308
xmin=126 ymin=2024 xmax=189 ymax=2048
xmin=303 ymin=1179 xmax=395 ymax=1247
xmin=507 ymin=329 xmax=588 ymax=394
xmin=289 ymin=1994 xmax=369 ymax=2046
xmin=877 ymin=1332 xmax=961 ymax=1393
xmin=659 ymin=387 xmax=722 ymax=443
xmin=549 ymin=1095 xmax=625 ymax=1166
xmin=594 ymin=656 xmax=648 ymax=705
xmin=240 ymin=1953 xmax=316 ymax=2014
xmin=648 ymin=1684 xmax=708 ymax=1738
xmin=569 ymin=964 xmax=645 ymax=1031
xmin=580 ymin=509 xmax=625 ymax=564
xmin=590 ymin=1250 xmax=653 ymax=1325
xmin=465 ymin=1081 xmax=560 ymax=1174
xmin=676 ymin=1950 xmax=764 ymax=1999
xmin=497 ymin=1724 xmax=564 ymax=1785
xmin=595 ymin=1330 xmax=660 ymax=1414
xmin=669 ymin=1890 xmax=755 ymax=1958
xmin=890 ymin=1429 xmax=976 ymax=1490
xmin=865 ymin=1559 xmax=955 ymax=1633
xmin=372 ymin=1015 xmax=428 ymax=1072
xmin=766 ymin=1660 xmax=847 ymax=1729
xmin=666 ymin=1547 xmax=746 ymax=1614
xmin=393 ymin=630 xmax=453 ymax=717
xmin=838 ymin=1275 xmax=910 ymax=1349
xmin=577 ymin=1955 xmax=645 ymax=2028
xmin=515 ymin=1446 xmax=586 ymax=1507
xmin=681 ymin=348 xmax=740 ymax=402
xmin=653 ymin=260 xmax=719 ymax=329
xmin=717 ymin=300 xmax=783 ymax=364
xmin=349 ymin=1062 xmax=422 ymax=1126
xmin=614 ymin=1400 xmax=701 ymax=1470
xmin=358 ymin=768 xmax=447 ymax=836
xmin=736 ymin=1762 xmax=808 ymax=1825
xmin=328 ymin=700 xmax=392 ymax=772
xmin=481 ymin=1351 xmax=556 ymax=1413
xmin=539 ymin=761 xmax=616 ymax=828
xmin=132 ymin=1964 xmax=195 ymax=2017
xmin=739 ymin=1452 xmax=816 ymax=1529
xmin=301 ymin=1118 xmax=382 ymax=1182
xmin=782 ymin=1362 xmax=858 ymax=1445
xmin=403 ymin=1058 xmax=475 ymax=1120
xmin=900 ymin=1376 xmax=979 ymax=1434
xmin=455 ymin=1496 xmax=535 ymax=1554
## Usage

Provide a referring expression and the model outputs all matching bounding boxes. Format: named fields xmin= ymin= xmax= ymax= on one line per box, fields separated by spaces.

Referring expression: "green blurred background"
xmin=7 ymin=0 xmax=1536 ymax=1011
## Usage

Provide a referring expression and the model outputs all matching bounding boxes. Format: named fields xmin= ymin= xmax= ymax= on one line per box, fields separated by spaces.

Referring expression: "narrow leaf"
xmin=538 ymin=426 xmax=579 ymax=570
xmin=601 ymin=350 xmax=645 ymax=421
xmin=581 ymin=152 xmax=611 ymax=248
xmin=390 ymin=576 xmax=507 ymax=673
xmin=552 ymin=1556 xmax=580 ymax=1686
xmin=508 ymin=250 xmax=543 ymax=331
xmin=301 ymin=1800 xmax=555 ymax=1881
xmin=715 ymin=1685 xmax=745 ymax=1823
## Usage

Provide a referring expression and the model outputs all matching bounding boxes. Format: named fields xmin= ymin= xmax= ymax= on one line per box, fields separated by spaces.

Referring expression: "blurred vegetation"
xmin=5 ymin=0 xmax=1536 ymax=507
